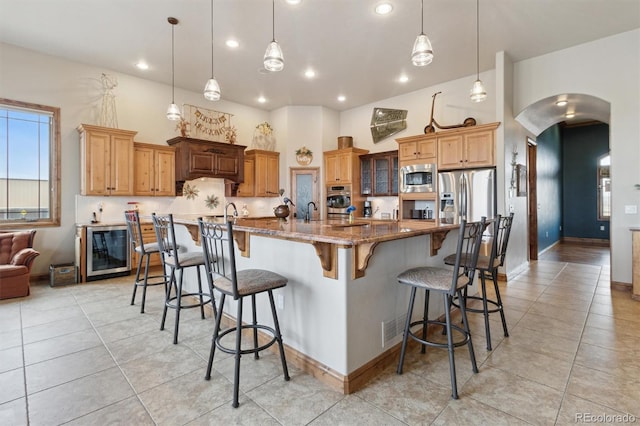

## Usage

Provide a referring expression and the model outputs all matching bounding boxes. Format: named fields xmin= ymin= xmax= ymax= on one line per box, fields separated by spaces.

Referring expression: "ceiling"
xmin=1 ymin=0 xmax=639 ymax=112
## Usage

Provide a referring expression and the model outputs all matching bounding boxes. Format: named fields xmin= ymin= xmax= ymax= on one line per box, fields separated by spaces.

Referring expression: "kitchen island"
xmin=167 ymin=215 xmax=465 ymax=393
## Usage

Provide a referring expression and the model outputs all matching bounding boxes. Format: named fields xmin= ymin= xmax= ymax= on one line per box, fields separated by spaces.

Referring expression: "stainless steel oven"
xmin=400 ymin=163 xmax=436 ymax=193
xmin=326 ymin=185 xmax=351 ymax=217
xmin=85 ymin=225 xmax=131 ymax=281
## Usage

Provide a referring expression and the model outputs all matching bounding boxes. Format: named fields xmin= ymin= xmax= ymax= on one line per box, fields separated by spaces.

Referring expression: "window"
xmin=0 ymin=98 xmax=60 ymax=228
xmin=597 ymin=153 xmax=610 ymax=221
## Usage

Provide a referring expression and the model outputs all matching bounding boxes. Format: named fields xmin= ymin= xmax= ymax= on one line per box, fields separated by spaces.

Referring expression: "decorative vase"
xmin=273 ymin=204 xmax=290 ymax=219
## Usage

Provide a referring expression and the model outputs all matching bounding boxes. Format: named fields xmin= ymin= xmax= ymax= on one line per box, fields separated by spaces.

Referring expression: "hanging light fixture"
xmin=470 ymin=0 xmax=487 ymax=102
xmin=203 ymin=0 xmax=221 ymax=101
xmin=166 ymin=17 xmax=182 ymax=120
xmin=263 ymin=0 xmax=284 ymax=72
xmin=411 ymin=0 xmax=434 ymax=67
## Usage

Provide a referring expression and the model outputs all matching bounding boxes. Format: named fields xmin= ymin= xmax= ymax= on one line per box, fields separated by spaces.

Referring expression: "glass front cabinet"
xmin=360 ymin=150 xmax=398 ymax=196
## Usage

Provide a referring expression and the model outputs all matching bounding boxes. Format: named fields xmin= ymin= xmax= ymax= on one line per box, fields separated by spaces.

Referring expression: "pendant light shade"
xmin=264 ymin=0 xmax=284 ymax=72
xmin=411 ymin=0 xmax=433 ymax=67
xmin=166 ymin=17 xmax=181 ymax=121
xmin=470 ymin=0 xmax=487 ymax=102
xmin=203 ymin=0 xmax=221 ymax=101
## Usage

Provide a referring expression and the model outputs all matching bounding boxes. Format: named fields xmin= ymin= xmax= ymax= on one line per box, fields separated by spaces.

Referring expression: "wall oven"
xmin=85 ymin=225 xmax=131 ymax=281
xmin=399 ymin=163 xmax=436 ymax=193
xmin=326 ymin=185 xmax=351 ymax=217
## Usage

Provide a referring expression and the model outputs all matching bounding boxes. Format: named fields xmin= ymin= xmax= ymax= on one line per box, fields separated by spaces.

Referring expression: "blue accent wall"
xmin=562 ymin=123 xmax=610 ymax=239
xmin=536 ymin=125 xmax=563 ymax=252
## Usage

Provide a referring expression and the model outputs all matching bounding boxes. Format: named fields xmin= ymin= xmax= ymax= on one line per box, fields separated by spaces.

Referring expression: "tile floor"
xmin=1 ymin=257 xmax=639 ymax=425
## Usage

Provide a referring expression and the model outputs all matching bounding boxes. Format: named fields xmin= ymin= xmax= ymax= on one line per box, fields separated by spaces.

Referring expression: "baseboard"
xmin=610 ymin=280 xmax=631 ymax=292
xmin=538 ymin=240 xmax=560 ymax=256
xmin=560 ymin=237 xmax=610 ymax=247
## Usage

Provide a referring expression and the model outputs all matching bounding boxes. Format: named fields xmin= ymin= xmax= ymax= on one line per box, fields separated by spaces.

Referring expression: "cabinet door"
xmin=133 ymin=146 xmax=154 ymax=196
xmin=437 ymin=134 xmax=465 ymax=170
xmin=215 ymin=152 xmax=239 ymax=176
xmin=360 ymin=158 xmax=372 ymax=195
xmin=417 ymin=139 xmax=436 ymax=160
xmin=110 ymin=134 xmax=134 ymax=195
xmin=154 ymin=150 xmax=176 ymax=196
xmin=325 ymin=154 xmax=339 ymax=183
xmin=373 ymin=157 xmax=390 ymax=195
xmin=265 ymin=154 xmax=280 ymax=196
xmin=464 ymin=130 xmax=494 ymax=168
xmin=237 ymin=158 xmax=255 ymax=197
xmin=399 ymin=142 xmax=418 ymax=161
xmin=338 ymin=153 xmax=352 ymax=182
xmin=391 ymin=155 xmax=399 ymax=195
xmin=85 ymin=131 xmax=111 ymax=195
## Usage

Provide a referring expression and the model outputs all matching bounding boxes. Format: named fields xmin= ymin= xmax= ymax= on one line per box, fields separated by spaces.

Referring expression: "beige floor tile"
xmin=462 ymin=366 xmax=563 ymax=425
xmin=188 ymin=394 xmax=280 ymax=425
xmin=432 ymin=396 xmax=531 ymax=425
xmin=0 ymin=368 xmax=25 ymax=405
xmin=581 ymin=325 xmax=640 ymax=352
xmin=19 ymin=306 xmax=86 ymax=329
xmin=214 ymin=350 xmax=289 ymax=394
xmin=19 ymin=294 xmax=79 ymax=312
xmin=0 ymin=397 xmax=27 ymax=426
xmin=584 ymin=312 xmax=640 ymax=337
xmin=25 ymin=346 xmax=116 ymax=394
xmin=497 ymin=324 xmax=580 ymax=362
xmin=0 ymin=329 xmax=22 ymax=351
xmin=526 ymin=302 xmax=588 ymax=326
xmin=94 ymin=314 xmax=159 ymax=344
xmin=541 ymin=285 xmax=594 ymax=301
xmin=248 ymin=371 xmax=345 ymax=426
xmin=567 ymin=364 xmax=640 ymax=418
xmin=400 ymin=344 xmax=479 ymax=391
xmin=556 ymin=394 xmax=634 ymax=425
xmin=106 ymin=328 xmax=176 ymax=365
xmin=574 ymin=342 xmax=640 ymax=382
xmin=23 ymin=328 xmax=103 ymax=366
xmin=21 ymin=315 xmax=93 ymax=345
xmin=138 ymin=369 xmax=233 ymax=425
xmin=309 ymin=394 xmax=405 ymax=426
xmin=517 ymin=312 xmax=585 ymax=341
xmin=0 ymin=346 xmax=24 ymax=374
xmin=64 ymin=396 xmax=154 ymax=425
xmin=27 ymin=367 xmax=134 ymax=426
xmin=0 ymin=304 xmax=25 ymax=332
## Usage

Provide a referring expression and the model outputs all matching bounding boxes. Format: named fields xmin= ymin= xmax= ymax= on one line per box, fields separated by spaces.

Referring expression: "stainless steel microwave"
xmin=399 ymin=163 xmax=436 ymax=193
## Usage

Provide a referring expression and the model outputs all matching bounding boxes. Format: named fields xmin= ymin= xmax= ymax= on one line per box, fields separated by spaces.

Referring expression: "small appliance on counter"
xmin=363 ymin=201 xmax=372 ymax=218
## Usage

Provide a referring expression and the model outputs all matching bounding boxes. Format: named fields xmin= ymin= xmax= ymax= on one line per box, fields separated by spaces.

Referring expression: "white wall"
xmin=0 ymin=42 xmax=270 ymax=275
xmin=513 ymin=29 xmax=640 ymax=284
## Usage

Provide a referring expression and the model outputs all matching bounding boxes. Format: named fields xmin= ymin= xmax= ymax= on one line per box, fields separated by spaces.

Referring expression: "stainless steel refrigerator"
xmin=438 ymin=167 xmax=496 ymax=225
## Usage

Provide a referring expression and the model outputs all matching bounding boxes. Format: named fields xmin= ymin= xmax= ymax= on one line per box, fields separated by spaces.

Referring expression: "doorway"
xmin=527 ymin=138 xmax=538 ymax=260
xmin=290 ymin=167 xmax=321 ymax=220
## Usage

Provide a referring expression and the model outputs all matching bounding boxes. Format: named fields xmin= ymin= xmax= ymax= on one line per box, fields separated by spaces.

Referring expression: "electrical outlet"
xmin=625 ymin=205 xmax=638 ymax=214
xmin=545 ymin=231 xmax=549 ymax=238
xmin=600 ymin=225 xmax=605 ymax=231
xmin=276 ymin=294 xmax=284 ymax=310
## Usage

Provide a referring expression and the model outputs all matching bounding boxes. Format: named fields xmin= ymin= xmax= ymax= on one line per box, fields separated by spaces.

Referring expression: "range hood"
xmin=167 ymin=137 xmax=246 ymax=196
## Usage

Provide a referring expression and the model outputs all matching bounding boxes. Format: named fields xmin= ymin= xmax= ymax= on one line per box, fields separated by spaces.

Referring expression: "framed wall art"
xmin=516 ymin=164 xmax=527 ymax=197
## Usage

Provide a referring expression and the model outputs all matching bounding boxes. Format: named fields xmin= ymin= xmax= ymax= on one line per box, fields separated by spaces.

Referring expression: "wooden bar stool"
xmin=198 ymin=217 xmax=290 ymax=408
xmin=396 ymin=217 xmax=487 ymax=399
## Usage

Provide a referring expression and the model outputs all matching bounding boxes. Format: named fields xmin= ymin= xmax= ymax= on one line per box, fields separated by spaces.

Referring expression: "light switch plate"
xmin=625 ymin=205 xmax=638 ymax=214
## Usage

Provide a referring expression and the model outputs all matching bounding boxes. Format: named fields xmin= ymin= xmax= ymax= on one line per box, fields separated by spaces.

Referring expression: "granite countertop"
xmin=171 ymin=214 xmax=457 ymax=246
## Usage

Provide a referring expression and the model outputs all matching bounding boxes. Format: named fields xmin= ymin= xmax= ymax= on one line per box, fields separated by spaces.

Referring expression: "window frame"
xmin=0 ymin=98 xmax=61 ymax=229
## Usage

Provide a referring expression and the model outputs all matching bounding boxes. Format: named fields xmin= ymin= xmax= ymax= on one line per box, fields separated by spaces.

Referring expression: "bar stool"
xmin=198 ymin=217 xmax=290 ymax=408
xmin=445 ymin=213 xmax=514 ymax=350
xmin=152 ymin=213 xmax=214 ymax=344
xmin=124 ymin=210 xmax=170 ymax=313
xmin=397 ymin=217 xmax=486 ymax=399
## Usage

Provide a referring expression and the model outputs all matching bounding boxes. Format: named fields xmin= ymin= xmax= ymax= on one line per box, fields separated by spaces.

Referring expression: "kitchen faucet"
xmin=224 ymin=202 xmax=238 ymax=222
xmin=304 ymin=201 xmax=317 ymax=222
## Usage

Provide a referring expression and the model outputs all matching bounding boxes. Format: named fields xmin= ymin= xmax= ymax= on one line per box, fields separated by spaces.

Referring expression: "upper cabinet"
xmin=133 ymin=142 xmax=176 ymax=196
xmin=397 ymin=137 xmax=437 ymax=163
xmin=360 ymin=150 xmax=399 ymax=196
xmin=324 ymin=147 xmax=369 ymax=185
xmin=78 ymin=124 xmax=136 ymax=196
xmin=167 ymin=137 xmax=246 ymax=195
xmin=237 ymin=149 xmax=280 ymax=197
xmin=437 ymin=123 xmax=499 ymax=170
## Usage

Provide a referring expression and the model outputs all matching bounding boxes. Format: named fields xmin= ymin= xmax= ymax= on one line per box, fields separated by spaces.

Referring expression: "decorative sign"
xmin=180 ymin=104 xmax=237 ymax=143
xmin=370 ymin=108 xmax=408 ymax=143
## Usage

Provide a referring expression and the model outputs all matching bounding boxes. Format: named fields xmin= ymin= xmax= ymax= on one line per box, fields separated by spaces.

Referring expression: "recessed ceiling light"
xmin=555 ymin=100 xmax=568 ymax=107
xmin=399 ymin=75 xmax=409 ymax=83
xmin=565 ymin=112 xmax=575 ymax=119
xmin=286 ymin=0 xmax=302 ymax=4
xmin=375 ymin=3 xmax=393 ymax=15
xmin=226 ymin=39 xmax=239 ymax=48
xmin=337 ymin=95 xmax=346 ymax=102
xmin=258 ymin=96 xmax=267 ymax=103
xmin=135 ymin=61 xmax=149 ymax=70
xmin=304 ymin=69 xmax=316 ymax=78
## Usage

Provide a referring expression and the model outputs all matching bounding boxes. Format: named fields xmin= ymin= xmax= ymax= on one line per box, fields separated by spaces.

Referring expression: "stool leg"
xmin=232 ymin=297 xmax=243 ymax=408
xmin=458 ymin=287 xmax=478 ymax=374
xmin=140 ymin=253 xmax=151 ymax=314
xmin=397 ymin=286 xmax=417 ymax=375
xmin=444 ymin=294 xmax=458 ymax=399
xmin=268 ymin=291 xmax=289 ymax=381
xmin=421 ymin=289 xmax=430 ymax=354
xmin=492 ymin=268 xmax=509 ymax=337
xmin=130 ymin=251 xmax=144 ymax=306
xmin=160 ymin=268 xmax=175 ymax=331
xmin=252 ymin=294 xmax=259 ymax=360
xmin=195 ymin=266 xmax=205 ymax=320
xmin=173 ymin=268 xmax=184 ymax=344
xmin=205 ymin=294 xmax=225 ymax=381
xmin=480 ymin=272 xmax=492 ymax=351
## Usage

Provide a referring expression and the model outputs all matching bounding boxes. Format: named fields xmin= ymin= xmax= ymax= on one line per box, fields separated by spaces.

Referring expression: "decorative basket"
xmin=337 ymin=136 xmax=353 ymax=149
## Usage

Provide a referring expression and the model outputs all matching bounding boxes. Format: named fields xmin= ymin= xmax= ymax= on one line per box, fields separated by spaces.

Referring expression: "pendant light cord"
xmin=272 ymin=0 xmax=276 ymax=42
xmin=476 ymin=0 xmax=480 ymax=79
xmin=210 ymin=0 xmax=214 ymax=78
xmin=171 ymin=21 xmax=175 ymax=102
xmin=420 ymin=0 xmax=424 ymax=35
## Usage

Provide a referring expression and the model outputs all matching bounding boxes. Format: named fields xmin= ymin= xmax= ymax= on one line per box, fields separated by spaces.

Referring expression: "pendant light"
xmin=411 ymin=0 xmax=434 ymax=67
xmin=470 ymin=0 xmax=487 ymax=102
xmin=203 ymin=0 xmax=221 ymax=100
xmin=263 ymin=0 xmax=284 ymax=72
xmin=166 ymin=17 xmax=181 ymax=120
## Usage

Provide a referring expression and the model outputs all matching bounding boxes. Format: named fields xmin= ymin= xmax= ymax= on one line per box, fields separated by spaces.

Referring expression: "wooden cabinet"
xmin=131 ymin=222 xmax=162 ymax=270
xmin=360 ymin=151 xmax=398 ymax=196
xmin=133 ymin=143 xmax=176 ymax=196
xmin=237 ymin=149 xmax=280 ymax=197
xmin=324 ymin=147 xmax=368 ymax=185
xmin=398 ymin=137 xmax=436 ymax=163
xmin=437 ymin=124 xmax=498 ymax=170
xmin=78 ymin=124 xmax=136 ymax=196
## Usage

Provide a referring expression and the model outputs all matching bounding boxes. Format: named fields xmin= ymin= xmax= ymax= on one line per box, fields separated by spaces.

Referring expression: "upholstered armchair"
xmin=0 ymin=230 xmax=40 ymax=299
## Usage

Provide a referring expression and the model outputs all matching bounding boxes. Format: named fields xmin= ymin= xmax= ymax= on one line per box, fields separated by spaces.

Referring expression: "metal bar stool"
xmin=446 ymin=213 xmax=514 ymax=350
xmin=397 ymin=217 xmax=487 ymax=399
xmin=198 ymin=217 xmax=290 ymax=408
xmin=152 ymin=213 xmax=215 ymax=344
xmin=124 ymin=210 xmax=170 ymax=313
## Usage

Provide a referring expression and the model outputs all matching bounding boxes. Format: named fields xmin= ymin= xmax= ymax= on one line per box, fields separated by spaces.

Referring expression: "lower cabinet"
xmin=237 ymin=149 xmax=280 ymax=197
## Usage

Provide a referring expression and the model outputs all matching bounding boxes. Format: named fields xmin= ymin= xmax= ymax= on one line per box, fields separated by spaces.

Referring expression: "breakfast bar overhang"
xmin=170 ymin=215 xmax=464 ymax=393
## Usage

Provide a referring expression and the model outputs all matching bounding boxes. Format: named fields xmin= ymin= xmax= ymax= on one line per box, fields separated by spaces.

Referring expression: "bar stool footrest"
xmin=452 ymin=295 xmax=504 ymax=314
xmin=215 ymin=324 xmax=278 ymax=356
xmin=165 ymin=293 xmax=213 ymax=310
xmin=407 ymin=319 xmax=470 ymax=349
